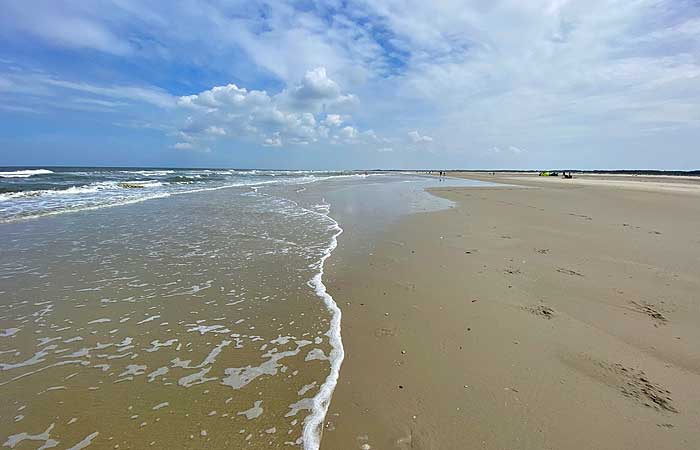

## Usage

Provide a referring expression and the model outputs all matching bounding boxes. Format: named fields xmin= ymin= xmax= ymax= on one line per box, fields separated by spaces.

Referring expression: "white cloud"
xmin=292 ymin=67 xmax=340 ymax=101
xmin=341 ymin=126 xmax=359 ymax=139
xmin=315 ymin=0 xmax=698 ymax=167
xmin=363 ymin=130 xmax=385 ymax=143
xmin=177 ymin=84 xmax=270 ymax=111
xmin=45 ymin=79 xmax=175 ymax=108
xmin=173 ymin=142 xmax=193 ymax=150
xmin=263 ymin=136 xmax=283 ymax=147
xmin=377 ymin=147 xmax=394 ymax=152
xmin=408 ymin=130 xmax=433 ymax=143
xmin=323 ymin=114 xmax=344 ymax=126
xmin=0 ymin=69 xmax=175 ymax=110
xmin=1 ymin=3 xmax=132 ymax=55
xmin=489 ymin=146 xmax=525 ymax=155
xmin=205 ymin=126 xmax=226 ymax=136
xmin=172 ymin=67 xmax=373 ymax=149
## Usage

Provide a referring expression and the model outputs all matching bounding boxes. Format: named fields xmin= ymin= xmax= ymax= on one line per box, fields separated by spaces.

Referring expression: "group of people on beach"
xmin=427 ymin=170 xmax=446 ymax=180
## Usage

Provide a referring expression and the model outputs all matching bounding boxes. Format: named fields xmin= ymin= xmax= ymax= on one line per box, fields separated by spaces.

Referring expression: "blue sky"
xmin=1 ymin=0 xmax=699 ymax=169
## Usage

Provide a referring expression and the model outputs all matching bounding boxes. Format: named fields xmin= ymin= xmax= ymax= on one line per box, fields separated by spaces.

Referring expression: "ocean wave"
xmin=0 ymin=192 xmax=172 ymax=223
xmin=118 ymin=180 xmax=164 ymax=188
xmin=0 ymin=170 xmax=372 ymax=222
xmin=0 ymin=184 xmax=104 ymax=201
xmin=0 ymin=169 xmax=55 ymax=178
xmin=121 ymin=170 xmax=175 ymax=176
xmin=0 ymin=180 xmax=165 ymax=203
xmin=0 ymin=191 xmax=26 ymax=201
xmin=164 ymin=175 xmax=202 ymax=183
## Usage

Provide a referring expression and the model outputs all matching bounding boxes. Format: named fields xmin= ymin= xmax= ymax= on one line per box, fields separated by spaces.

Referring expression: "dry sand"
xmin=321 ymin=172 xmax=700 ymax=450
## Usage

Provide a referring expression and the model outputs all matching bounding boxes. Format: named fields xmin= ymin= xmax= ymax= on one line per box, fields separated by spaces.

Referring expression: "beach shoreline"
xmin=321 ymin=172 xmax=700 ymax=450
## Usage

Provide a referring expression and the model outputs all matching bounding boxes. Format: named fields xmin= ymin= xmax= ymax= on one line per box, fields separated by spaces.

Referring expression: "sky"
xmin=0 ymin=0 xmax=699 ymax=170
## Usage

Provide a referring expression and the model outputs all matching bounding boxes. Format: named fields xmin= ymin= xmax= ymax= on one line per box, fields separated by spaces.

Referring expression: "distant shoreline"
xmin=2 ymin=166 xmax=698 ymax=177
xmin=410 ymin=169 xmax=700 ymax=177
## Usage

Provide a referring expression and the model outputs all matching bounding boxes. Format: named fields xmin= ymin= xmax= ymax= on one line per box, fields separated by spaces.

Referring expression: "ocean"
xmin=0 ymin=167 xmax=492 ymax=449
xmin=0 ymin=167 xmax=367 ymax=223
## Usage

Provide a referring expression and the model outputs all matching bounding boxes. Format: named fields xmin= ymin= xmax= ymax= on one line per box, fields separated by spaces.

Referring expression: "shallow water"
xmin=0 ymin=170 xmax=495 ymax=449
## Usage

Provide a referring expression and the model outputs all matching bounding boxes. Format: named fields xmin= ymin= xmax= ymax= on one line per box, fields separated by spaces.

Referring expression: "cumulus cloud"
xmin=292 ymin=67 xmax=340 ymax=101
xmin=377 ymin=147 xmax=394 ymax=152
xmin=172 ymin=142 xmax=193 ymax=150
xmin=263 ymin=136 xmax=283 ymax=147
xmin=173 ymin=67 xmax=372 ymax=149
xmin=284 ymin=67 xmax=359 ymax=113
xmin=408 ymin=130 xmax=433 ymax=143
xmin=341 ymin=126 xmax=359 ymax=139
xmin=323 ymin=114 xmax=344 ymax=126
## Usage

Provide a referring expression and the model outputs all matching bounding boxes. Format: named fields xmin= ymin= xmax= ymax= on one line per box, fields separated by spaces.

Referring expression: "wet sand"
xmin=322 ymin=173 xmax=700 ymax=450
xmin=0 ymin=183 xmax=342 ymax=450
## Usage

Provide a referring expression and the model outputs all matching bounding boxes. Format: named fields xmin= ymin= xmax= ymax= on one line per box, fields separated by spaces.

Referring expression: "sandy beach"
xmin=321 ymin=172 xmax=700 ymax=450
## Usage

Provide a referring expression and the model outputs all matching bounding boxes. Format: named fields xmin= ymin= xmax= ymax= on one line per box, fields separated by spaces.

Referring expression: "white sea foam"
xmin=0 ymin=182 xmax=116 ymax=204
xmin=120 ymin=180 xmax=164 ymax=188
xmin=66 ymin=431 xmax=98 ymax=450
xmin=1 ymin=328 xmax=20 ymax=337
xmin=305 ymin=348 xmax=329 ymax=362
xmin=178 ymin=367 xmax=216 ymax=387
xmin=146 ymin=366 xmax=169 ymax=382
xmin=1 ymin=181 xmax=117 ymax=201
xmin=122 ymin=170 xmax=175 ymax=176
xmin=237 ymin=400 xmax=263 ymax=419
xmin=298 ymin=381 xmax=317 ymax=396
xmin=0 ymin=191 xmax=172 ymax=223
xmin=187 ymin=324 xmax=230 ymax=335
xmin=136 ymin=315 xmax=161 ymax=324
xmin=0 ymin=347 xmax=53 ymax=371
xmin=87 ymin=318 xmax=111 ymax=324
xmin=285 ymin=398 xmax=314 ymax=418
xmin=3 ymin=423 xmax=58 ymax=448
xmin=0 ymin=169 xmax=54 ymax=178
xmin=66 ymin=431 xmax=100 ymax=450
xmin=299 ymin=200 xmax=344 ymax=450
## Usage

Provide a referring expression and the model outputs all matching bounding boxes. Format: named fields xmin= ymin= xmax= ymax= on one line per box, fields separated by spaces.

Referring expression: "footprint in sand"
xmin=568 ymin=213 xmax=593 ymax=220
xmin=628 ymin=301 xmax=669 ymax=326
xmin=556 ymin=268 xmax=584 ymax=277
xmin=608 ymin=363 xmax=677 ymax=413
xmin=561 ymin=354 xmax=678 ymax=413
xmin=374 ymin=327 xmax=396 ymax=338
xmin=523 ymin=303 xmax=556 ymax=319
